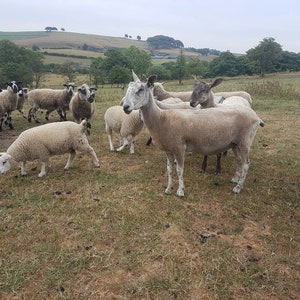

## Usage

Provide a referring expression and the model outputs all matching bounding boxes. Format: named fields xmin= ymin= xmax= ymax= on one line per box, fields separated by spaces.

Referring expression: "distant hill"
xmin=0 ymin=31 xmax=217 ymax=64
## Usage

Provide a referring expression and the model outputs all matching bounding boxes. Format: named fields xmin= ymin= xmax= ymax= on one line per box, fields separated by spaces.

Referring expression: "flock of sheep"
xmin=0 ymin=72 xmax=264 ymax=196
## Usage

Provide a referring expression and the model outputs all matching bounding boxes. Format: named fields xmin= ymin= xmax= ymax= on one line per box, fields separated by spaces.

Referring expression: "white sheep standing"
xmin=122 ymin=71 xmax=264 ymax=196
xmin=27 ymin=83 xmax=77 ymax=123
xmin=152 ymin=82 xmax=193 ymax=102
xmin=0 ymin=120 xmax=100 ymax=177
xmin=0 ymin=81 xmax=23 ymax=131
xmin=69 ymin=83 xmax=97 ymax=130
xmin=104 ymin=105 xmax=144 ymax=154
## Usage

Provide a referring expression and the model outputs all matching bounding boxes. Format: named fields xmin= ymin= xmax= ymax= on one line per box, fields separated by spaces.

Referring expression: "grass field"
xmin=0 ymin=73 xmax=299 ymax=299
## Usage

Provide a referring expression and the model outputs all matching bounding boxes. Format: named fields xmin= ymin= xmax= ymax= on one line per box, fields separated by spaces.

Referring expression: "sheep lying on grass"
xmin=104 ymin=105 xmax=144 ymax=154
xmin=27 ymin=83 xmax=77 ymax=123
xmin=123 ymin=71 xmax=264 ymax=196
xmin=0 ymin=120 xmax=100 ymax=177
xmin=69 ymin=84 xmax=97 ymax=130
xmin=0 ymin=81 xmax=23 ymax=131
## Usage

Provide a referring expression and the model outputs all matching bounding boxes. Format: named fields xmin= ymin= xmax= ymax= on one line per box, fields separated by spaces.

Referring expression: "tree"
xmin=147 ymin=35 xmax=184 ymax=49
xmin=246 ymin=37 xmax=283 ymax=77
xmin=90 ymin=57 xmax=106 ymax=87
xmin=137 ymin=35 xmax=141 ymax=41
xmin=45 ymin=26 xmax=58 ymax=32
xmin=59 ymin=61 xmax=78 ymax=82
xmin=108 ymin=65 xmax=131 ymax=85
xmin=207 ymin=51 xmax=243 ymax=77
xmin=186 ymin=57 xmax=209 ymax=78
xmin=176 ymin=48 xmax=186 ymax=84
xmin=123 ymin=46 xmax=152 ymax=76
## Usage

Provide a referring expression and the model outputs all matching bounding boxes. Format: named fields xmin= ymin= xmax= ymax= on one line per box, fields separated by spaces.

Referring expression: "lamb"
xmin=0 ymin=120 xmax=100 ymax=177
xmin=69 ymin=83 xmax=97 ymax=129
xmin=104 ymin=105 xmax=144 ymax=154
xmin=122 ymin=71 xmax=264 ymax=196
xmin=27 ymin=83 xmax=77 ymax=123
xmin=0 ymin=81 xmax=23 ymax=131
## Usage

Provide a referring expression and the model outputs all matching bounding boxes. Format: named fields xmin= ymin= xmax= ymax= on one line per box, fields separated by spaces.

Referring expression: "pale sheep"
xmin=104 ymin=105 xmax=144 ymax=154
xmin=152 ymin=82 xmax=192 ymax=102
xmin=122 ymin=72 xmax=264 ymax=196
xmin=27 ymin=83 xmax=77 ymax=123
xmin=0 ymin=120 xmax=100 ymax=177
xmin=69 ymin=83 xmax=97 ymax=129
xmin=0 ymin=81 xmax=23 ymax=131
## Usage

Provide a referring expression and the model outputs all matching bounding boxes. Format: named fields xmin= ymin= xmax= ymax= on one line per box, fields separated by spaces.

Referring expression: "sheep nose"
xmin=123 ymin=105 xmax=131 ymax=114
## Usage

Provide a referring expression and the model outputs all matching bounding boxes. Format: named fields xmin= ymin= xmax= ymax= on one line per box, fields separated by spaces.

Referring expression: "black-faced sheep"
xmin=27 ymin=83 xmax=77 ymax=123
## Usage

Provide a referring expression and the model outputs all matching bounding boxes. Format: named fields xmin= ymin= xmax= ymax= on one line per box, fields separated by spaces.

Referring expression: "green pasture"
xmin=0 ymin=73 xmax=299 ymax=299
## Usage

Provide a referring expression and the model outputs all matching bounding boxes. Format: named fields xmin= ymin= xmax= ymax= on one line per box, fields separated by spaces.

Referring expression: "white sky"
xmin=1 ymin=0 xmax=299 ymax=54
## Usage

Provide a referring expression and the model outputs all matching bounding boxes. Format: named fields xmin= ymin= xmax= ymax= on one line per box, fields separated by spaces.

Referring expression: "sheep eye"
xmin=137 ymin=88 xmax=144 ymax=95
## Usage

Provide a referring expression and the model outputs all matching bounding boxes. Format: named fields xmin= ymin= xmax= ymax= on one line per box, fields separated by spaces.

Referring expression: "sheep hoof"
xmin=232 ymin=185 xmax=241 ymax=194
xmin=176 ymin=190 xmax=185 ymax=197
xmin=164 ymin=188 xmax=172 ymax=195
xmin=38 ymin=172 xmax=46 ymax=177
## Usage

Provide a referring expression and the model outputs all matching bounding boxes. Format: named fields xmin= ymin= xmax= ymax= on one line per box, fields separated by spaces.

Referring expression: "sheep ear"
xmin=132 ymin=70 xmax=140 ymax=82
xmin=209 ymin=78 xmax=223 ymax=89
xmin=147 ymin=74 xmax=157 ymax=87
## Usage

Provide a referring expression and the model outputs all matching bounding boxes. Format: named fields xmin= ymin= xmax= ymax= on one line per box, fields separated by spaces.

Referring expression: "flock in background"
xmin=0 ymin=71 xmax=264 ymax=196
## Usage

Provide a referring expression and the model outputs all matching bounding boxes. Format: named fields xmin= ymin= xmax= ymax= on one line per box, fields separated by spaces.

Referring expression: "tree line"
xmin=0 ymin=37 xmax=299 ymax=88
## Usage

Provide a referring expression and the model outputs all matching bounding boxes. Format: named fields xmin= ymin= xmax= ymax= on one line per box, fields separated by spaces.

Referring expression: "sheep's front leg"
xmin=38 ymin=162 xmax=47 ymax=177
xmin=129 ymin=137 xmax=135 ymax=154
xmin=175 ymin=154 xmax=185 ymax=197
xmin=165 ymin=154 xmax=174 ymax=195
xmin=20 ymin=161 xmax=27 ymax=176
xmin=64 ymin=150 xmax=76 ymax=170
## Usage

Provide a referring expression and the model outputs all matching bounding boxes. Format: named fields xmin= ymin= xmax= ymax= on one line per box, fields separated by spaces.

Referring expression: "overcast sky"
xmin=2 ymin=0 xmax=299 ymax=54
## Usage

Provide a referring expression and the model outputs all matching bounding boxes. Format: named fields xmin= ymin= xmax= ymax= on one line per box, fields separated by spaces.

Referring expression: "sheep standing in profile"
xmin=27 ymin=83 xmax=77 ymax=123
xmin=104 ymin=105 xmax=144 ymax=154
xmin=0 ymin=120 xmax=100 ymax=177
xmin=69 ymin=84 xmax=97 ymax=130
xmin=122 ymin=72 xmax=264 ymax=196
xmin=0 ymin=80 xmax=23 ymax=131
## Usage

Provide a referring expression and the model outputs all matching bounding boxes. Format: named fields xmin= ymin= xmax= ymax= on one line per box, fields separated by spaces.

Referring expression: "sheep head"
xmin=123 ymin=71 xmax=157 ymax=114
xmin=190 ymin=78 xmax=223 ymax=107
xmin=0 ymin=153 xmax=13 ymax=174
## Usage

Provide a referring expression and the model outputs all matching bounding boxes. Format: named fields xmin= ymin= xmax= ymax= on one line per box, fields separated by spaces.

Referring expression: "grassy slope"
xmin=0 ymin=73 xmax=299 ymax=299
xmin=0 ymin=31 xmax=216 ymax=65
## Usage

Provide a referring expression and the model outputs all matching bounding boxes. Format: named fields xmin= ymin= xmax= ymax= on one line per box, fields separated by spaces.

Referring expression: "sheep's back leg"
xmin=201 ymin=155 xmax=208 ymax=173
xmin=64 ymin=150 xmax=76 ymax=170
xmin=116 ymin=137 xmax=129 ymax=152
xmin=105 ymin=126 xmax=114 ymax=151
xmin=215 ymin=153 xmax=222 ymax=175
xmin=20 ymin=161 xmax=27 ymax=176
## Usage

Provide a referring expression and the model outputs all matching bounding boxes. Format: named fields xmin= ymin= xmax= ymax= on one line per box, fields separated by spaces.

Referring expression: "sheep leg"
xmin=232 ymin=158 xmax=250 ymax=194
xmin=38 ymin=162 xmax=47 ymax=177
xmin=165 ymin=153 xmax=174 ymax=195
xmin=116 ymin=137 xmax=129 ymax=152
xmin=129 ymin=137 xmax=135 ymax=154
xmin=20 ymin=161 xmax=27 ymax=176
xmin=86 ymin=146 xmax=100 ymax=167
xmin=215 ymin=153 xmax=222 ymax=175
xmin=64 ymin=150 xmax=76 ymax=170
xmin=146 ymin=136 xmax=152 ymax=146
xmin=231 ymin=147 xmax=249 ymax=193
xmin=175 ymin=153 xmax=185 ymax=197
xmin=201 ymin=155 xmax=208 ymax=172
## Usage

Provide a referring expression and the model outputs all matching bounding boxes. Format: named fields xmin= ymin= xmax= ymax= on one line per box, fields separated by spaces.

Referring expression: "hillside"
xmin=0 ymin=31 xmax=216 ymax=64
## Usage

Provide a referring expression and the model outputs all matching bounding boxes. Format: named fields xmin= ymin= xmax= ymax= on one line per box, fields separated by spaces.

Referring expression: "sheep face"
xmin=0 ymin=153 xmax=12 ymax=174
xmin=5 ymin=81 xmax=22 ymax=94
xmin=123 ymin=72 xmax=157 ymax=114
xmin=190 ymin=78 xmax=223 ymax=107
xmin=63 ymin=83 xmax=77 ymax=97
xmin=77 ymin=84 xmax=97 ymax=103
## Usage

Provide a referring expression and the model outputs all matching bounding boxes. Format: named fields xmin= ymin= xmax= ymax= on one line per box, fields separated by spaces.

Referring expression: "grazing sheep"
xmin=0 ymin=120 xmax=100 ymax=177
xmin=69 ymin=83 xmax=97 ymax=129
xmin=27 ymin=83 xmax=77 ymax=123
xmin=104 ymin=105 xmax=144 ymax=154
xmin=0 ymin=81 xmax=23 ymax=131
xmin=122 ymin=71 xmax=264 ymax=196
xmin=215 ymin=91 xmax=252 ymax=104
